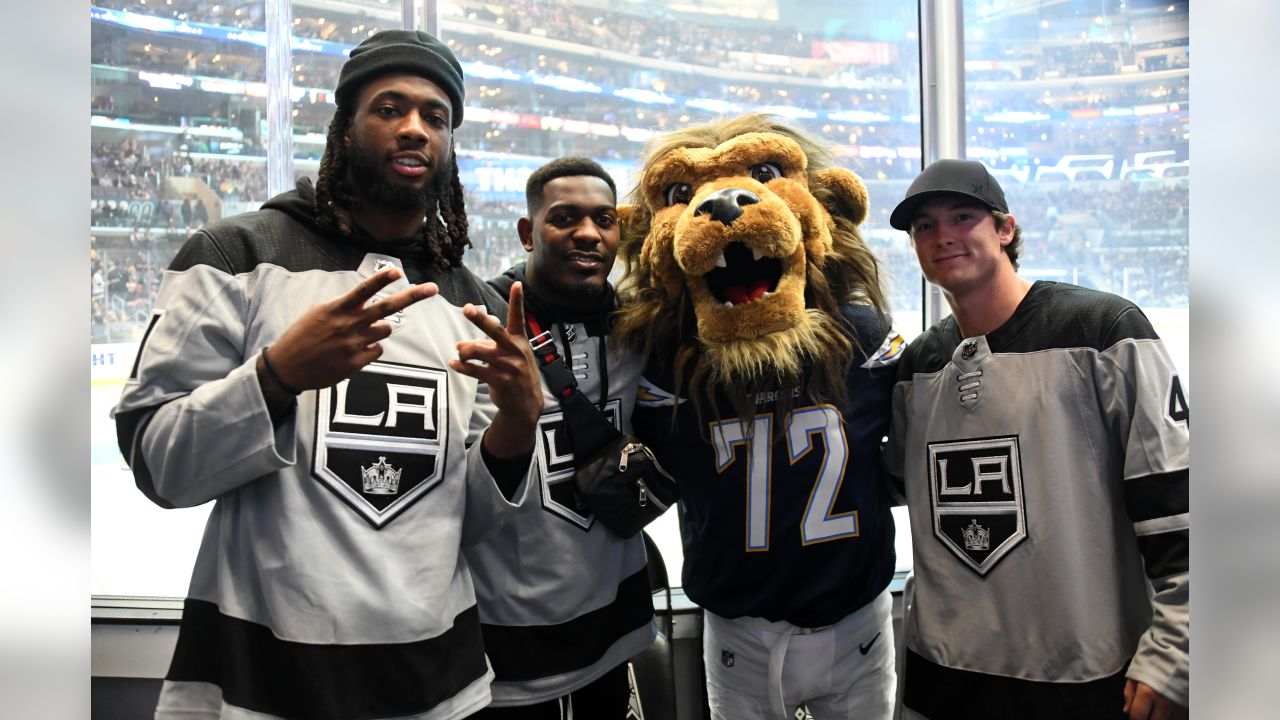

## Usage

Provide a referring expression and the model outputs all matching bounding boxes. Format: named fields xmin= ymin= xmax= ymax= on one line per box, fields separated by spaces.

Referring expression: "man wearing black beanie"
xmin=116 ymin=29 xmax=544 ymax=720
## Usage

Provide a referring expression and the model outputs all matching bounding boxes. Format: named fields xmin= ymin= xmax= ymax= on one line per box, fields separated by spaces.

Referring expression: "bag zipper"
xmin=618 ymin=442 xmax=644 ymax=472
xmin=639 ymin=477 xmax=670 ymax=512
xmin=618 ymin=443 xmax=672 ymax=512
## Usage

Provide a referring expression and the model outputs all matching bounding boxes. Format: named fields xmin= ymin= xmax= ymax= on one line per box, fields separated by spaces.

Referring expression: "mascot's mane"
xmin=615 ymin=113 xmax=888 ymax=422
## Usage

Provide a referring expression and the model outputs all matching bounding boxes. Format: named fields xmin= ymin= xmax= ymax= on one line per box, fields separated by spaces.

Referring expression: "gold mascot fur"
xmin=614 ymin=113 xmax=889 ymax=418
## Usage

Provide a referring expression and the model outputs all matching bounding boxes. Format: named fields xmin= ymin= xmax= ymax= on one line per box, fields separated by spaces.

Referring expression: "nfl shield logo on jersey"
xmin=927 ymin=436 xmax=1027 ymax=575
xmin=313 ymin=361 xmax=448 ymax=528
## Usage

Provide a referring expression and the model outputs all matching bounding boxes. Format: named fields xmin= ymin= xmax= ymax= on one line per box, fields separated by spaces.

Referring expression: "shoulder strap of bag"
xmin=526 ymin=310 xmax=622 ymax=460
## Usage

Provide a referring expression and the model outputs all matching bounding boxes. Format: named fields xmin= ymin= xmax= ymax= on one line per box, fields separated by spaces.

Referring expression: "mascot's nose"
xmin=695 ymin=188 xmax=759 ymax=226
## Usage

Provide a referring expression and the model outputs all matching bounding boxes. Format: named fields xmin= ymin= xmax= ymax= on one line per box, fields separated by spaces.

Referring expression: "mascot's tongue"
xmin=724 ymin=279 xmax=772 ymax=305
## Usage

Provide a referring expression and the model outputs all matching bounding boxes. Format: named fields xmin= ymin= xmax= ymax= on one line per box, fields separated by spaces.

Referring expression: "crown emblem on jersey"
xmin=362 ymin=456 xmax=402 ymax=495
xmin=961 ymin=340 xmax=978 ymax=360
xmin=962 ymin=519 xmax=990 ymax=551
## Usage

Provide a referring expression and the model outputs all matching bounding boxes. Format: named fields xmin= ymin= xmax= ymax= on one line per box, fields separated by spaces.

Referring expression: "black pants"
xmin=471 ymin=663 xmax=631 ymax=719
xmin=903 ymin=649 xmax=1129 ymax=719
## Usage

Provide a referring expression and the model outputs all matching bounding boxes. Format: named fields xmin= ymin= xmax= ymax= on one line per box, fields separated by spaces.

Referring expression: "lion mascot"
xmin=616 ymin=113 xmax=905 ymax=719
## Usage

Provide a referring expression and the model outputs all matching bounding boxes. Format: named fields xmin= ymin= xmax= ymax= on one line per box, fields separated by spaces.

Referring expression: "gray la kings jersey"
xmin=884 ymin=281 xmax=1189 ymax=718
xmin=464 ymin=274 xmax=657 ymax=706
xmin=114 ymin=185 xmax=530 ymax=720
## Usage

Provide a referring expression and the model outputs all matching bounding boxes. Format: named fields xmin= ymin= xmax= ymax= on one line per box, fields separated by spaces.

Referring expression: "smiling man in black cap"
xmin=115 ymin=29 xmax=543 ymax=720
xmin=883 ymin=159 xmax=1190 ymax=720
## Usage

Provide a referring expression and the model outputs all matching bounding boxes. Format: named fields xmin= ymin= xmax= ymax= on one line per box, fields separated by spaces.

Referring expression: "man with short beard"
xmin=115 ymin=30 xmax=544 ymax=720
xmin=466 ymin=157 xmax=658 ymax=718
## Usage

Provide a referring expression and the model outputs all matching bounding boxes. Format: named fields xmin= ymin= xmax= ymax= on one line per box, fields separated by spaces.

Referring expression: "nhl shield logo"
xmin=313 ymin=361 xmax=448 ymax=528
xmin=721 ymin=650 xmax=735 ymax=667
xmin=927 ymin=436 xmax=1027 ymax=576
xmin=533 ymin=400 xmax=622 ymax=530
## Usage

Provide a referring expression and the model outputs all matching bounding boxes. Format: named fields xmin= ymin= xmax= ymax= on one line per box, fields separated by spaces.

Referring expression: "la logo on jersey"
xmin=927 ymin=436 xmax=1027 ymax=576
xmin=534 ymin=400 xmax=622 ymax=530
xmin=313 ymin=361 xmax=448 ymax=528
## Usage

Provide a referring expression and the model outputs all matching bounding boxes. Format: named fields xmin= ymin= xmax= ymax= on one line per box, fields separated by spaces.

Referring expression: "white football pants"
xmin=703 ymin=589 xmax=895 ymax=720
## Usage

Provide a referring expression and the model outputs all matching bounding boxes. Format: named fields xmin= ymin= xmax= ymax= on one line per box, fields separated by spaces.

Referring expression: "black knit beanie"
xmin=335 ymin=29 xmax=465 ymax=128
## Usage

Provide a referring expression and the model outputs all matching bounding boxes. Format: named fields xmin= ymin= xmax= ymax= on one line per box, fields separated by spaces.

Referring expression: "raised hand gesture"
xmin=258 ymin=268 xmax=436 ymax=403
xmin=450 ymin=281 xmax=543 ymax=459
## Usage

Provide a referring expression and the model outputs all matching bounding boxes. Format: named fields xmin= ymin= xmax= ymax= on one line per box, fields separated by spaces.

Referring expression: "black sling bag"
xmin=526 ymin=311 xmax=678 ymax=538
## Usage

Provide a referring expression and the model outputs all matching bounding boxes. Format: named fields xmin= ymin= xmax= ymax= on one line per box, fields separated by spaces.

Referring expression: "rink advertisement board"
xmin=92 ymin=342 xmax=139 ymax=384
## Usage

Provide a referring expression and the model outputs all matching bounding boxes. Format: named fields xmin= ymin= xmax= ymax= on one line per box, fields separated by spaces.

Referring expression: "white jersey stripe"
xmin=1133 ymin=512 xmax=1190 ymax=536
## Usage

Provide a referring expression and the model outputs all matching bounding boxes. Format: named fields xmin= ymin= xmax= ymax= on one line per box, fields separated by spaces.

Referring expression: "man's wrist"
xmin=256 ymin=352 xmax=298 ymax=423
xmin=261 ymin=345 xmax=301 ymax=395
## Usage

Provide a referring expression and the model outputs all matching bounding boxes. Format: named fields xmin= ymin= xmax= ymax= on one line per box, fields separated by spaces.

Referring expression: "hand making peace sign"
xmin=264 ymin=267 xmax=437 ymax=393
xmin=452 ymin=281 xmax=543 ymax=459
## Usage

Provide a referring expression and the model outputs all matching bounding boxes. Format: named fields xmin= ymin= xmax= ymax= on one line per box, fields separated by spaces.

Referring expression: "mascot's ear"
xmin=814 ymin=167 xmax=869 ymax=226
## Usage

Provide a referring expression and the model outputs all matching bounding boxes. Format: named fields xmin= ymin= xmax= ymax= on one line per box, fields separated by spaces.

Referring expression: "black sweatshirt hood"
xmin=261 ymin=177 xmax=321 ymax=227
xmin=263 ymin=178 xmax=443 ymax=285
xmin=491 ymin=262 xmax=616 ymax=335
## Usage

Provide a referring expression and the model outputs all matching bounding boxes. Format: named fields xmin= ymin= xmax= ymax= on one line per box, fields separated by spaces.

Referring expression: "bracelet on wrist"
xmin=261 ymin=345 xmax=301 ymax=396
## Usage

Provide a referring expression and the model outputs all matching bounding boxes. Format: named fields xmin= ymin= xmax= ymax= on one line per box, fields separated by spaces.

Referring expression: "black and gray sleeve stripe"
xmin=1124 ymin=469 xmax=1189 ymax=579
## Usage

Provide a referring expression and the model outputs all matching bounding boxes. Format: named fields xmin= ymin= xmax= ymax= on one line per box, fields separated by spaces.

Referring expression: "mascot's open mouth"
xmin=703 ymin=241 xmax=783 ymax=306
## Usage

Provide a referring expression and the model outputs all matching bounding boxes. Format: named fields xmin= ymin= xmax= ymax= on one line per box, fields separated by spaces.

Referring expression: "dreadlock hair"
xmin=314 ymin=109 xmax=472 ymax=272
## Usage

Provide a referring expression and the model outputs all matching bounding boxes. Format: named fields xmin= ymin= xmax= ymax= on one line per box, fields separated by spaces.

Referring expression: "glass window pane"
xmin=963 ymin=0 xmax=1189 ymax=379
xmin=447 ymin=1 xmax=923 ymax=327
xmin=442 ymin=0 xmax=922 ymax=580
xmin=290 ymin=1 xmax=403 ymax=186
xmin=91 ymin=0 xmax=925 ymax=598
xmin=92 ymin=1 xmax=272 ymax=597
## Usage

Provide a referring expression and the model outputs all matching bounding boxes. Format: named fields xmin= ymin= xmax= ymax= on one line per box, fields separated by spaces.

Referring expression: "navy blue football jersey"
xmin=633 ymin=305 xmax=904 ymax=627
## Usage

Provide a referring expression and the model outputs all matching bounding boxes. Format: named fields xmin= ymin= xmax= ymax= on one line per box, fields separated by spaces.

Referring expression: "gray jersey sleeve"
xmin=884 ymin=378 xmax=910 ymax=506
xmin=1098 ymin=326 xmax=1190 ymax=705
xmin=115 ymin=261 xmax=298 ymax=508
xmin=460 ymin=381 xmax=532 ymax=547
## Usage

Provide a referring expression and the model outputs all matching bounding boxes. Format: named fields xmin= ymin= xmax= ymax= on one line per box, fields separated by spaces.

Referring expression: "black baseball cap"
xmin=889 ymin=159 xmax=1009 ymax=230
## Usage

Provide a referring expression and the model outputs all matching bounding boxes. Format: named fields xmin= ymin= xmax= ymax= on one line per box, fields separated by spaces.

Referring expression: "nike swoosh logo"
xmin=859 ymin=631 xmax=882 ymax=655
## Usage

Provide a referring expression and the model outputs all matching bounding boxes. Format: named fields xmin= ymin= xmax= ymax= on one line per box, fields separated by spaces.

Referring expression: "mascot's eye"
xmin=749 ymin=163 xmax=783 ymax=183
xmin=663 ymin=182 xmax=694 ymax=206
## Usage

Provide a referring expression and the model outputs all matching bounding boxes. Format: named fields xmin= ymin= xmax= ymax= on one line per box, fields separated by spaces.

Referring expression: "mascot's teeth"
xmin=723 ymin=301 xmax=734 ymax=308
xmin=751 ymin=247 xmax=765 ymax=261
xmin=761 ymin=291 xmax=771 ymax=299
xmin=715 ymin=253 xmax=727 ymax=268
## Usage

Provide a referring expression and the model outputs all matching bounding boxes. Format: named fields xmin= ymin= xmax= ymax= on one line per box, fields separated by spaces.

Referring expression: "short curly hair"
xmin=525 ymin=156 xmax=617 ymax=214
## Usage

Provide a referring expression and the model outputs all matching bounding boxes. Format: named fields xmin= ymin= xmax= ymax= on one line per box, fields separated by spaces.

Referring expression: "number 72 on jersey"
xmin=710 ymin=405 xmax=857 ymax=551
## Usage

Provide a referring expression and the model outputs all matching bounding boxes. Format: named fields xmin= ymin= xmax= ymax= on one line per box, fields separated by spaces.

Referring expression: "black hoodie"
xmin=488 ymin=261 xmax=615 ymax=337
xmin=170 ymin=177 xmax=504 ymax=314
